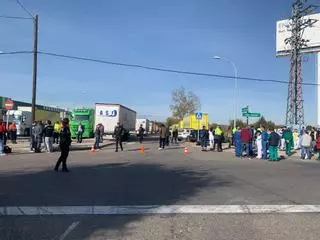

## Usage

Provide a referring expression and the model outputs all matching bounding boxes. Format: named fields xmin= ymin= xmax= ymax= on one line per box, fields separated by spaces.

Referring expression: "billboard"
xmin=276 ymin=13 xmax=320 ymax=56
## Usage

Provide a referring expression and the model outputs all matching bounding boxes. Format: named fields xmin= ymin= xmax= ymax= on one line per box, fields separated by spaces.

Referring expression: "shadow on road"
xmin=0 ymin=162 xmax=229 ymax=239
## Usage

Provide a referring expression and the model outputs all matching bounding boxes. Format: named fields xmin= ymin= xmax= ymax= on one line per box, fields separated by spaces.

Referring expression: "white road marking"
xmin=1 ymin=205 xmax=320 ymax=215
xmin=58 ymin=221 xmax=80 ymax=240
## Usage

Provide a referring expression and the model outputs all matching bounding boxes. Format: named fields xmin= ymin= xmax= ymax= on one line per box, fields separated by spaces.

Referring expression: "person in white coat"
xmin=256 ymin=131 xmax=262 ymax=159
xmin=209 ymin=127 xmax=214 ymax=151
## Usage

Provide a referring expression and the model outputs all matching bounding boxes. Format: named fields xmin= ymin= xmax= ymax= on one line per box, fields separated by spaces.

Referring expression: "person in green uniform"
xmin=283 ymin=127 xmax=294 ymax=156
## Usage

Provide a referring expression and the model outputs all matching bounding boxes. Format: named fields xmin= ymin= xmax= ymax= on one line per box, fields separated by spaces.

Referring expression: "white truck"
xmin=136 ymin=118 xmax=150 ymax=136
xmin=4 ymin=110 xmax=32 ymax=136
xmin=94 ymin=103 xmax=136 ymax=139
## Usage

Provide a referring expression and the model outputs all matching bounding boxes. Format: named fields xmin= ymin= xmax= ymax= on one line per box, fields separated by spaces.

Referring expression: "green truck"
xmin=70 ymin=108 xmax=94 ymax=138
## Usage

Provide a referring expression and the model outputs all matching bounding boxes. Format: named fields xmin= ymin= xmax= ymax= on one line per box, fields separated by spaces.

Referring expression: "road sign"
xmin=4 ymin=99 xmax=14 ymax=110
xmin=242 ymin=112 xmax=261 ymax=118
xmin=241 ymin=107 xmax=249 ymax=114
xmin=195 ymin=112 xmax=202 ymax=120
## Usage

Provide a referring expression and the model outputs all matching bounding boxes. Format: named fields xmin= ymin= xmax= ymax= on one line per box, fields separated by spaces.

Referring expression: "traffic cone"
xmin=140 ymin=145 xmax=145 ymax=154
xmin=90 ymin=145 xmax=95 ymax=153
xmin=184 ymin=146 xmax=189 ymax=155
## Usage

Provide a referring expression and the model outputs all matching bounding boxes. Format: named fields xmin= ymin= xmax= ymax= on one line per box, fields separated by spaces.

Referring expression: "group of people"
xmin=158 ymin=124 xmax=179 ymax=149
xmin=0 ymin=120 xmax=18 ymax=152
xmin=233 ymin=125 xmax=320 ymax=161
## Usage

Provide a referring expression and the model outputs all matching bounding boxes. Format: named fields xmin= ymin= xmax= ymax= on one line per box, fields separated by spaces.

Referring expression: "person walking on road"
xmin=8 ymin=122 xmax=17 ymax=144
xmin=114 ymin=122 xmax=124 ymax=152
xmin=77 ymin=122 xmax=84 ymax=143
xmin=54 ymin=118 xmax=71 ymax=172
xmin=240 ymin=127 xmax=252 ymax=158
xmin=94 ymin=124 xmax=101 ymax=150
xmin=33 ymin=121 xmax=44 ymax=153
xmin=171 ymin=127 xmax=178 ymax=144
xmin=0 ymin=118 xmax=7 ymax=156
xmin=138 ymin=124 xmax=145 ymax=144
xmin=44 ymin=120 xmax=54 ymax=153
xmin=99 ymin=123 xmax=104 ymax=143
xmin=53 ymin=121 xmax=61 ymax=144
xmin=268 ymin=128 xmax=280 ymax=161
xmin=159 ymin=124 xmax=166 ymax=150
xmin=301 ymin=130 xmax=312 ymax=160
xmin=234 ymin=127 xmax=242 ymax=157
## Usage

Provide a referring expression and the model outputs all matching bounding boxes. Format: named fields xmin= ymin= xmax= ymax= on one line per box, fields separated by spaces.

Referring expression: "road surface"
xmin=0 ymin=140 xmax=320 ymax=239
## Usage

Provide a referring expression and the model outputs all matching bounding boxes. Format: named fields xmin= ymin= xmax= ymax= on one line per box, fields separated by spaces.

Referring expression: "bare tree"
xmin=170 ymin=87 xmax=201 ymax=120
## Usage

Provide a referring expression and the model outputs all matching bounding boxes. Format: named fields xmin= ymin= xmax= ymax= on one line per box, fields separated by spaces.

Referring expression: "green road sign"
xmin=242 ymin=112 xmax=261 ymax=118
xmin=241 ymin=107 xmax=249 ymax=114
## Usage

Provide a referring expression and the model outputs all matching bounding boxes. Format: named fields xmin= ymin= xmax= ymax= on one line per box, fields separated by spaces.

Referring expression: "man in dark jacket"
xmin=54 ymin=118 xmax=71 ymax=172
xmin=171 ymin=127 xmax=178 ymax=144
xmin=94 ymin=124 xmax=101 ymax=150
xmin=44 ymin=120 xmax=54 ymax=153
xmin=268 ymin=128 xmax=280 ymax=161
xmin=159 ymin=124 xmax=167 ymax=150
xmin=240 ymin=127 xmax=252 ymax=157
xmin=114 ymin=122 xmax=124 ymax=152
xmin=33 ymin=121 xmax=44 ymax=153
xmin=138 ymin=124 xmax=145 ymax=144
xmin=200 ymin=126 xmax=208 ymax=151
xmin=99 ymin=123 xmax=104 ymax=143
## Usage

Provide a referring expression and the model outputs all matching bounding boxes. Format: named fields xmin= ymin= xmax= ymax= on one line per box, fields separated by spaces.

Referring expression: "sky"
xmin=0 ymin=0 xmax=319 ymax=124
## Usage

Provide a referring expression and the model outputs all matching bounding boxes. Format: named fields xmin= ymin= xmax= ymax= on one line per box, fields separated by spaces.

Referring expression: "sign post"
xmin=4 ymin=99 xmax=14 ymax=129
xmin=195 ymin=112 xmax=203 ymax=142
xmin=242 ymin=105 xmax=261 ymax=126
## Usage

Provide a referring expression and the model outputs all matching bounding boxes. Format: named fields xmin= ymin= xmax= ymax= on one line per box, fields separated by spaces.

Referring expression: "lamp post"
xmin=212 ymin=56 xmax=238 ymax=129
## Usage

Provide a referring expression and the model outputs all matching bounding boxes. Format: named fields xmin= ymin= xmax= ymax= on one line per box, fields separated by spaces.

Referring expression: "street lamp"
xmin=211 ymin=56 xmax=238 ymax=129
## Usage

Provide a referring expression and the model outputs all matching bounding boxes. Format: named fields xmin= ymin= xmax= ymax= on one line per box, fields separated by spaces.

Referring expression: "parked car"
xmin=178 ymin=129 xmax=192 ymax=141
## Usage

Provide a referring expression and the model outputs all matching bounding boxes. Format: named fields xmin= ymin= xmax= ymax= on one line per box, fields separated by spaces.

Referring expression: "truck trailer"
xmin=94 ymin=103 xmax=136 ymax=139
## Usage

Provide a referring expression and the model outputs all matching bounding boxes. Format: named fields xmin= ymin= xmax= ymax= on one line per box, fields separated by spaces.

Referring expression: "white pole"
xmin=317 ymin=53 xmax=320 ymax=126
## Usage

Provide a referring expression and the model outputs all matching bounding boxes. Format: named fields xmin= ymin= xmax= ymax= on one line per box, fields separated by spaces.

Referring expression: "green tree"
xmin=229 ymin=119 xmax=246 ymax=129
xmin=170 ymin=86 xmax=201 ymax=120
xmin=253 ymin=116 xmax=267 ymax=129
xmin=166 ymin=117 xmax=180 ymax=127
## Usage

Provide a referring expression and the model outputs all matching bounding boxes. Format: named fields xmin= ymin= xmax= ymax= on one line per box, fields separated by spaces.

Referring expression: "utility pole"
xmin=31 ymin=14 xmax=38 ymax=122
xmin=285 ymin=0 xmax=317 ymax=128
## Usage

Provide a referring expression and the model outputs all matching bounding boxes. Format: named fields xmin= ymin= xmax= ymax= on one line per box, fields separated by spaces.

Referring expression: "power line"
xmin=0 ymin=50 xmax=319 ymax=86
xmin=0 ymin=15 xmax=32 ymax=20
xmin=13 ymin=0 xmax=34 ymax=19
xmin=38 ymin=51 xmax=318 ymax=86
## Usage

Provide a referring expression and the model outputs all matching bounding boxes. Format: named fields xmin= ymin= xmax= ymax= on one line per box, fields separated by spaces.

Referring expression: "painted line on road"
xmin=58 ymin=221 xmax=80 ymax=240
xmin=1 ymin=205 xmax=320 ymax=215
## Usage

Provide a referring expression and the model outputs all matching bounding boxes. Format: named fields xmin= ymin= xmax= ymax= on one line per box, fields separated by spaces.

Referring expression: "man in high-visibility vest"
xmin=8 ymin=122 xmax=17 ymax=144
xmin=214 ymin=126 xmax=223 ymax=152
xmin=54 ymin=121 xmax=62 ymax=144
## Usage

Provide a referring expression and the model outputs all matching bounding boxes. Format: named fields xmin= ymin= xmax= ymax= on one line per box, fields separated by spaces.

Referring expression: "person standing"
xmin=232 ymin=127 xmax=237 ymax=146
xmin=214 ymin=125 xmax=223 ymax=152
xmin=240 ymin=127 xmax=252 ymax=158
xmin=30 ymin=121 xmax=36 ymax=152
xmin=268 ymin=128 xmax=280 ymax=161
xmin=99 ymin=123 xmax=104 ymax=143
xmin=54 ymin=118 xmax=71 ymax=172
xmin=293 ymin=129 xmax=299 ymax=150
xmin=114 ymin=122 xmax=124 ymax=152
xmin=283 ymin=128 xmax=293 ymax=156
xmin=33 ymin=121 xmax=44 ymax=153
xmin=315 ymin=130 xmax=320 ymax=160
xmin=159 ymin=124 xmax=166 ymax=150
xmin=165 ymin=126 xmax=170 ymax=146
xmin=208 ymin=127 xmax=214 ymax=151
xmin=256 ymin=131 xmax=262 ymax=159
xmin=301 ymin=130 xmax=312 ymax=160
xmin=8 ymin=122 xmax=17 ymax=144
xmin=234 ymin=127 xmax=242 ymax=157
xmin=200 ymin=126 xmax=208 ymax=151
xmin=138 ymin=124 xmax=145 ymax=144
xmin=53 ymin=121 xmax=61 ymax=144
xmin=0 ymin=118 xmax=7 ymax=156
xmin=261 ymin=126 xmax=269 ymax=160
xmin=44 ymin=120 xmax=54 ymax=153
xmin=77 ymin=122 xmax=84 ymax=143
xmin=94 ymin=124 xmax=101 ymax=150
xmin=172 ymin=127 xmax=178 ymax=144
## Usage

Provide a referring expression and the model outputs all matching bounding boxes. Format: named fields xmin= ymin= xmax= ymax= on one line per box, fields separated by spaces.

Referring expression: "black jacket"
xmin=269 ymin=132 xmax=280 ymax=147
xmin=60 ymin=126 xmax=71 ymax=146
xmin=114 ymin=125 xmax=124 ymax=138
xmin=44 ymin=125 xmax=54 ymax=137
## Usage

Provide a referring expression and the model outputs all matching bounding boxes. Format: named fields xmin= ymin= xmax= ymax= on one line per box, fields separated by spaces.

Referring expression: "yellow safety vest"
xmin=215 ymin=127 xmax=222 ymax=136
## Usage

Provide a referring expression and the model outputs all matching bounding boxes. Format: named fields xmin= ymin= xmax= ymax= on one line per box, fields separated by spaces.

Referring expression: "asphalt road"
xmin=1 ymin=139 xmax=320 ymax=239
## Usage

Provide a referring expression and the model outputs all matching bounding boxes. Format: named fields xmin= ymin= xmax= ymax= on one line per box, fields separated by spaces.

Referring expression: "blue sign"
xmin=99 ymin=110 xmax=117 ymax=117
xmin=195 ymin=112 xmax=202 ymax=120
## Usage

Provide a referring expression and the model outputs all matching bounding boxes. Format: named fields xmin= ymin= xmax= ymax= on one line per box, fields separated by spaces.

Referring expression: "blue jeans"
xmin=0 ymin=138 xmax=3 ymax=154
xmin=262 ymin=141 xmax=268 ymax=159
xmin=242 ymin=143 xmax=250 ymax=157
xmin=301 ymin=146 xmax=311 ymax=159
xmin=201 ymin=138 xmax=207 ymax=148
xmin=94 ymin=136 xmax=100 ymax=149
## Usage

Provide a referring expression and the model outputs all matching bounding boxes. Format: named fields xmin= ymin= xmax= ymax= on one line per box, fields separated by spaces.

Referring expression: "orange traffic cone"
xmin=140 ymin=145 xmax=145 ymax=154
xmin=184 ymin=146 xmax=189 ymax=155
xmin=90 ymin=145 xmax=95 ymax=153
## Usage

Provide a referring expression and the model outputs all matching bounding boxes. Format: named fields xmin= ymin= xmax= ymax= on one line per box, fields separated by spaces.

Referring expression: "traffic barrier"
xmin=90 ymin=145 xmax=95 ymax=153
xmin=140 ymin=145 xmax=145 ymax=154
xmin=184 ymin=146 xmax=189 ymax=155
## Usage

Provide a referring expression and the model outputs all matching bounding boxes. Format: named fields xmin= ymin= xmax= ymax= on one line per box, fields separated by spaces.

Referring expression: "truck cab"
xmin=70 ymin=108 xmax=94 ymax=138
